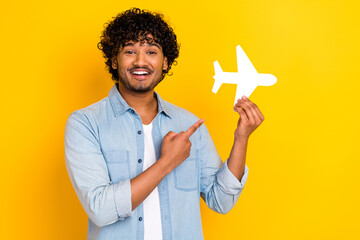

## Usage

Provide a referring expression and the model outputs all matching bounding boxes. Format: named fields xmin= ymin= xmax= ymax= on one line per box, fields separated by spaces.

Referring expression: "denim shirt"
xmin=65 ymin=84 xmax=249 ymax=240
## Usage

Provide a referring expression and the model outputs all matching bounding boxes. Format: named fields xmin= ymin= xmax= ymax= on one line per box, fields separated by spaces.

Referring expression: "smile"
xmin=130 ymin=68 xmax=152 ymax=76
xmin=132 ymin=71 xmax=150 ymax=76
xmin=129 ymin=69 xmax=152 ymax=80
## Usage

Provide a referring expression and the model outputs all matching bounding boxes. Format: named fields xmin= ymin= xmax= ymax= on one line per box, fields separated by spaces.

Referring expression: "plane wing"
xmin=236 ymin=45 xmax=257 ymax=74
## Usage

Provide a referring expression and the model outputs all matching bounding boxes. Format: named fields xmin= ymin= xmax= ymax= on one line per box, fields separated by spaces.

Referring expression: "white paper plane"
xmin=212 ymin=45 xmax=277 ymax=105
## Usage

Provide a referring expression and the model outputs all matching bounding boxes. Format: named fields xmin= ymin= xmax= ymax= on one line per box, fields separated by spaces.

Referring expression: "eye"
xmin=148 ymin=50 xmax=157 ymax=55
xmin=124 ymin=50 xmax=135 ymax=54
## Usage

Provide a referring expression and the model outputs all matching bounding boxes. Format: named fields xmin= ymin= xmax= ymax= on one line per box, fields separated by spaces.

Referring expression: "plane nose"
xmin=258 ymin=74 xmax=277 ymax=86
xmin=268 ymin=74 xmax=277 ymax=85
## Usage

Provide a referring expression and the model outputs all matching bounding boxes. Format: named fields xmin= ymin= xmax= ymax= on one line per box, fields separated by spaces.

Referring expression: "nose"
xmin=133 ymin=51 xmax=147 ymax=67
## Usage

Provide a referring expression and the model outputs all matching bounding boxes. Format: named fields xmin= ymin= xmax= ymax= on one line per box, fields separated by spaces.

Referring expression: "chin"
xmin=119 ymin=78 xmax=161 ymax=93
xmin=133 ymin=81 xmax=161 ymax=92
xmin=133 ymin=87 xmax=153 ymax=92
xmin=129 ymin=83 xmax=155 ymax=92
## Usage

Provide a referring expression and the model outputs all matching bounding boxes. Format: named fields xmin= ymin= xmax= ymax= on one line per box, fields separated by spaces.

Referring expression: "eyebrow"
xmin=123 ymin=42 xmax=134 ymax=47
xmin=147 ymin=42 xmax=161 ymax=49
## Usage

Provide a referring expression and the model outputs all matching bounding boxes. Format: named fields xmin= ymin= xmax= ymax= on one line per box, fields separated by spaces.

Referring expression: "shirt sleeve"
xmin=199 ymin=124 xmax=249 ymax=214
xmin=216 ymin=159 xmax=249 ymax=194
xmin=64 ymin=111 xmax=132 ymax=227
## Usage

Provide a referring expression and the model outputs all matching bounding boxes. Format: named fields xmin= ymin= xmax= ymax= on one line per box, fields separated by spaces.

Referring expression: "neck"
xmin=117 ymin=83 xmax=158 ymax=124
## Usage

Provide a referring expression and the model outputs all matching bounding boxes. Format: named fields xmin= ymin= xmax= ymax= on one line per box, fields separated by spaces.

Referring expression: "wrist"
xmin=234 ymin=135 xmax=249 ymax=144
xmin=157 ymin=156 xmax=173 ymax=175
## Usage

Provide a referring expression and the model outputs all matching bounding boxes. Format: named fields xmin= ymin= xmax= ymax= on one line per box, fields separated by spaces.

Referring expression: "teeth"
xmin=132 ymin=71 xmax=149 ymax=75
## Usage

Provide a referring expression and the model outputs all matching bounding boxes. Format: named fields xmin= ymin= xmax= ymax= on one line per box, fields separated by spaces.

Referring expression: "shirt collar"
xmin=108 ymin=84 xmax=173 ymax=118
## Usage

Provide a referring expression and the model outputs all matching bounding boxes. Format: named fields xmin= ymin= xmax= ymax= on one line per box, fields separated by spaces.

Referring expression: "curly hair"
xmin=97 ymin=8 xmax=180 ymax=82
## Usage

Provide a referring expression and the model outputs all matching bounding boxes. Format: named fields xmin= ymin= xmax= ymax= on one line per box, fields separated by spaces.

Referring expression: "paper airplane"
xmin=212 ymin=45 xmax=277 ymax=105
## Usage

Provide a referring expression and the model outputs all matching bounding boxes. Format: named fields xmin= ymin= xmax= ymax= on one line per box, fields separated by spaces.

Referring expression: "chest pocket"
xmin=103 ymin=149 xmax=130 ymax=184
xmin=174 ymin=149 xmax=199 ymax=191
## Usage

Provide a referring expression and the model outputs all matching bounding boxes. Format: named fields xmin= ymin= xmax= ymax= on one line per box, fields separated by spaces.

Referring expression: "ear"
xmin=162 ymin=57 xmax=168 ymax=71
xmin=111 ymin=56 xmax=118 ymax=69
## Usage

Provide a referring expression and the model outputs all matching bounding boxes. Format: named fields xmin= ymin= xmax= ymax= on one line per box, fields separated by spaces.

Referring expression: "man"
xmin=65 ymin=8 xmax=264 ymax=240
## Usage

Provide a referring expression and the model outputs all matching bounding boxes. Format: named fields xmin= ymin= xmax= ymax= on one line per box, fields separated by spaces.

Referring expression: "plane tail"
xmin=212 ymin=61 xmax=223 ymax=93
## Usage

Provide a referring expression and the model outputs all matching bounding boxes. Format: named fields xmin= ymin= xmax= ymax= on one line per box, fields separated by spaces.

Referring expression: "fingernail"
xmin=242 ymin=96 xmax=246 ymax=100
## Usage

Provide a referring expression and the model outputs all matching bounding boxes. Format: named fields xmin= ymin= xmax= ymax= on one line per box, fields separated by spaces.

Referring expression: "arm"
xmin=199 ymin=123 xmax=249 ymax=214
xmin=228 ymin=95 xmax=264 ymax=180
xmin=200 ymin=96 xmax=263 ymax=213
xmin=65 ymin=112 xmax=131 ymax=227
xmin=129 ymin=160 xmax=169 ymax=210
xmin=65 ymin=112 xmax=204 ymax=226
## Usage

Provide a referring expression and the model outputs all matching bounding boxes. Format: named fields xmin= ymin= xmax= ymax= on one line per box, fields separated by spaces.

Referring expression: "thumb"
xmin=164 ymin=131 xmax=177 ymax=140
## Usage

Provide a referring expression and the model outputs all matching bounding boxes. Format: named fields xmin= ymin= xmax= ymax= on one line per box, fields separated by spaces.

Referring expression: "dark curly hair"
xmin=97 ymin=8 xmax=180 ymax=82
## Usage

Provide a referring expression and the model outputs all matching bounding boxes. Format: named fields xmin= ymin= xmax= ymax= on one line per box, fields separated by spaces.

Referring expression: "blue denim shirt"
xmin=65 ymin=84 xmax=249 ymax=240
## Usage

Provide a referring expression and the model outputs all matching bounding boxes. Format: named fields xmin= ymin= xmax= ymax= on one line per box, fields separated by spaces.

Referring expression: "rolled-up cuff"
xmin=216 ymin=160 xmax=249 ymax=195
xmin=113 ymin=179 xmax=133 ymax=220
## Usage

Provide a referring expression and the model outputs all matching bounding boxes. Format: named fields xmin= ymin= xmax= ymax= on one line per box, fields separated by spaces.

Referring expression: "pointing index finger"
xmin=184 ymin=119 xmax=205 ymax=138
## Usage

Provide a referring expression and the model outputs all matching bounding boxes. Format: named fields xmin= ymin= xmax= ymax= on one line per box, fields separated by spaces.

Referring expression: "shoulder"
xmin=66 ymin=97 xmax=109 ymax=130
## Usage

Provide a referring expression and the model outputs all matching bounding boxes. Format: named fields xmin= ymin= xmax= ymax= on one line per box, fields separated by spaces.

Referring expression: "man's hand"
xmin=233 ymin=96 xmax=264 ymax=141
xmin=159 ymin=119 xmax=205 ymax=173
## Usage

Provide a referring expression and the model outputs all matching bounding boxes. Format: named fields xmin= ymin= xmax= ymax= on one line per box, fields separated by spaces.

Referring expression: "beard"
xmin=118 ymin=75 xmax=162 ymax=92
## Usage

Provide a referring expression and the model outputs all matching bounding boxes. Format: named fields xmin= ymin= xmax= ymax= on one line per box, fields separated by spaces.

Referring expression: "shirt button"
xmin=139 ymin=217 xmax=142 ymax=221
xmin=138 ymin=130 xmax=142 ymax=135
xmin=130 ymin=109 xmax=135 ymax=114
xmin=138 ymin=159 xmax=142 ymax=163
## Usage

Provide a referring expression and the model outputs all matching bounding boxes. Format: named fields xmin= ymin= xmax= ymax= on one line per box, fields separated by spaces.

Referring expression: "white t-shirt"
xmin=142 ymin=122 xmax=163 ymax=240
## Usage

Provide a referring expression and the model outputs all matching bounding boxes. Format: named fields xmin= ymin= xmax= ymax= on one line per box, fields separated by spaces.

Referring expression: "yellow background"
xmin=1 ymin=0 xmax=359 ymax=239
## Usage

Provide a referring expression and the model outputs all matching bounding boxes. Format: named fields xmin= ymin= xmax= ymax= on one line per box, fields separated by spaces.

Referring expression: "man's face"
xmin=112 ymin=38 xmax=168 ymax=92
